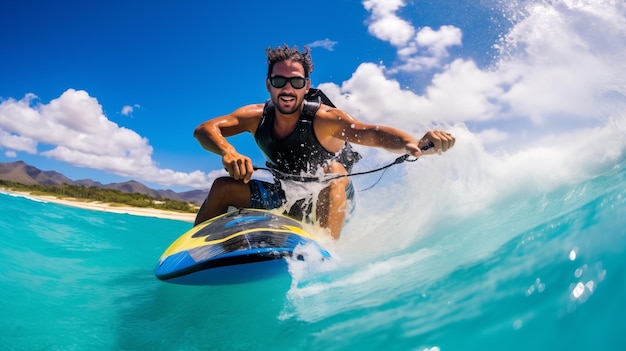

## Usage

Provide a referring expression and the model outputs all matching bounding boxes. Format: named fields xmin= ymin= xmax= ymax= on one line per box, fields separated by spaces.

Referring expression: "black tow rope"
xmin=252 ymin=142 xmax=434 ymax=191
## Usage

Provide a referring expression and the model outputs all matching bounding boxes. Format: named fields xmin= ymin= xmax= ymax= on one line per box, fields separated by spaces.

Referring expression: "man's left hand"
xmin=407 ymin=130 xmax=455 ymax=157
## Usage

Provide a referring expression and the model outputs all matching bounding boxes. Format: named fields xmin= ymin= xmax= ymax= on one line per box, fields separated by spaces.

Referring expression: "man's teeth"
xmin=280 ymin=97 xmax=295 ymax=102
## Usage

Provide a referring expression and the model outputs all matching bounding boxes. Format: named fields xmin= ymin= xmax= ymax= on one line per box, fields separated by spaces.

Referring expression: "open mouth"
xmin=279 ymin=96 xmax=296 ymax=103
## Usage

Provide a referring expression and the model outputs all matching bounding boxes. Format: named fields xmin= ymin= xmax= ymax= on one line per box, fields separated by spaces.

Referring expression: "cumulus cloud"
xmin=0 ymin=128 xmax=38 ymax=154
xmin=321 ymin=0 xmax=626 ymax=153
xmin=307 ymin=39 xmax=338 ymax=51
xmin=364 ymin=0 xmax=462 ymax=72
xmin=394 ymin=25 xmax=463 ymax=72
xmin=0 ymin=89 xmax=216 ymax=189
xmin=363 ymin=0 xmax=415 ymax=46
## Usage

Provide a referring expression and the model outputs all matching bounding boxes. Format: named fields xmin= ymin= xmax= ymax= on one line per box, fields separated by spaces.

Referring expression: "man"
xmin=193 ymin=44 xmax=455 ymax=239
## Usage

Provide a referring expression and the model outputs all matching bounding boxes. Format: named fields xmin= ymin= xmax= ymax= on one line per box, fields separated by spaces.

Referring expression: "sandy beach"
xmin=1 ymin=188 xmax=196 ymax=222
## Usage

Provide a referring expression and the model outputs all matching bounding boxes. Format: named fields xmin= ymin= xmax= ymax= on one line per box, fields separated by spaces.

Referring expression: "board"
xmin=155 ymin=208 xmax=330 ymax=285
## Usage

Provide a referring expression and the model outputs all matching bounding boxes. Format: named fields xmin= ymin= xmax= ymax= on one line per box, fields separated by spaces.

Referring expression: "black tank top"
xmin=254 ymin=97 xmax=360 ymax=176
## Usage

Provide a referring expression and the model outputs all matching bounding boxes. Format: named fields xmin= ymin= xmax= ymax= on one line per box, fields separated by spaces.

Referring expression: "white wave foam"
xmin=285 ymin=0 xmax=626 ymax=321
xmin=0 ymin=190 xmax=48 ymax=203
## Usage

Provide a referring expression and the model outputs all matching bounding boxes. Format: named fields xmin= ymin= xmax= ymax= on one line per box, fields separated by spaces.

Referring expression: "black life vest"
xmin=254 ymin=90 xmax=360 ymax=176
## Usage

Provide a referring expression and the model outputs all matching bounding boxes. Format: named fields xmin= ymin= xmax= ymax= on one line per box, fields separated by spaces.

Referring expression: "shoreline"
xmin=1 ymin=188 xmax=196 ymax=223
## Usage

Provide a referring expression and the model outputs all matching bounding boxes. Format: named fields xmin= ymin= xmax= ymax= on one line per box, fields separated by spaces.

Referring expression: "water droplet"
xmin=572 ymin=282 xmax=585 ymax=299
xmin=574 ymin=267 xmax=583 ymax=278
xmin=569 ymin=247 xmax=578 ymax=260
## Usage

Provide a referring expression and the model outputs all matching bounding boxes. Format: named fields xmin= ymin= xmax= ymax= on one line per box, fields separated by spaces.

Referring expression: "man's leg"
xmin=194 ymin=177 xmax=250 ymax=226
xmin=316 ymin=162 xmax=350 ymax=240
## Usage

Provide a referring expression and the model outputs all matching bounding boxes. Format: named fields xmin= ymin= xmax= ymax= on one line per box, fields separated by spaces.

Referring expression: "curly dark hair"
xmin=266 ymin=44 xmax=314 ymax=78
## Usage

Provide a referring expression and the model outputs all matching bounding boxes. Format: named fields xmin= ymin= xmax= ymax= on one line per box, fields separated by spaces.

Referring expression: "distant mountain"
xmin=176 ymin=189 xmax=208 ymax=207
xmin=0 ymin=161 xmax=208 ymax=205
xmin=0 ymin=160 xmax=74 ymax=186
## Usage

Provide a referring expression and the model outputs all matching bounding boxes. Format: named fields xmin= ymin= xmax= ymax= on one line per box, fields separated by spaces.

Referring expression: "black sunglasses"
xmin=269 ymin=76 xmax=307 ymax=89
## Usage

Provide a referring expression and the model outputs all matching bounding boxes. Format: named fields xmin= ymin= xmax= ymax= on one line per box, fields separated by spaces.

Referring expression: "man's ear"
xmin=266 ymin=79 xmax=271 ymax=92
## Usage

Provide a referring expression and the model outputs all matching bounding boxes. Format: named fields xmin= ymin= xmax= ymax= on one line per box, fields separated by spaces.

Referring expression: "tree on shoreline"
xmin=0 ymin=181 xmax=197 ymax=213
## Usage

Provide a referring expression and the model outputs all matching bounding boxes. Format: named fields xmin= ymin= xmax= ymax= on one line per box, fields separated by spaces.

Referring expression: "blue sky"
xmin=1 ymin=0 xmax=624 ymax=191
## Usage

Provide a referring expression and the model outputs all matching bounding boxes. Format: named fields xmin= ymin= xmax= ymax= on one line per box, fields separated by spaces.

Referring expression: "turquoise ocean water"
xmin=3 ymin=1 xmax=626 ymax=350
xmin=1 ymin=155 xmax=625 ymax=350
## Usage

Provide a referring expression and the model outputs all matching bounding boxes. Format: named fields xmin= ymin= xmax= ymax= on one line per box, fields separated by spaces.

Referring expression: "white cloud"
xmin=320 ymin=63 xmax=429 ymax=134
xmin=0 ymin=89 xmax=216 ymax=189
xmin=363 ymin=0 xmax=415 ymax=46
xmin=363 ymin=0 xmax=462 ymax=72
xmin=319 ymin=59 xmax=501 ymax=135
xmin=121 ymin=104 xmax=140 ymax=116
xmin=416 ymin=25 xmax=462 ymax=55
xmin=321 ymin=0 xmax=626 ymax=153
xmin=0 ymin=129 xmax=38 ymax=154
xmin=308 ymin=39 xmax=338 ymax=51
xmin=422 ymin=59 xmax=503 ymax=122
xmin=121 ymin=105 xmax=134 ymax=116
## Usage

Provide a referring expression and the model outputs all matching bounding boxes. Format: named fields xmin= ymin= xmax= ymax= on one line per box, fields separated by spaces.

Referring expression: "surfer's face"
xmin=267 ymin=59 xmax=310 ymax=116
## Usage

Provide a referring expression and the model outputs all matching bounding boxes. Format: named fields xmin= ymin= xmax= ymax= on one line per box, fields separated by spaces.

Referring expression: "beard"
xmin=274 ymin=95 xmax=302 ymax=115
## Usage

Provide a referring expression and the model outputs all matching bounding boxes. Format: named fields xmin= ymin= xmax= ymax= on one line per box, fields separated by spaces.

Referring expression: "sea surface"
xmin=3 ymin=0 xmax=626 ymax=350
xmin=2 ymin=156 xmax=625 ymax=351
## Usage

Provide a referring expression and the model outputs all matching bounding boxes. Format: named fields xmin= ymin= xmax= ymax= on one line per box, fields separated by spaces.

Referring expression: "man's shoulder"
xmin=315 ymin=104 xmax=354 ymax=122
xmin=233 ymin=103 xmax=265 ymax=118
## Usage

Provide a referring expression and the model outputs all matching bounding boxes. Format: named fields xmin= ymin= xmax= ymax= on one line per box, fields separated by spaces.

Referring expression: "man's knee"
xmin=213 ymin=176 xmax=249 ymax=190
xmin=325 ymin=161 xmax=350 ymax=189
xmin=208 ymin=177 xmax=230 ymax=197
xmin=208 ymin=177 xmax=250 ymax=205
xmin=324 ymin=161 xmax=348 ymax=174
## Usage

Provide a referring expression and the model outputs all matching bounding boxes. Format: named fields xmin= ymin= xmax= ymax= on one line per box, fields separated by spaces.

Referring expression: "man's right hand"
xmin=222 ymin=150 xmax=254 ymax=183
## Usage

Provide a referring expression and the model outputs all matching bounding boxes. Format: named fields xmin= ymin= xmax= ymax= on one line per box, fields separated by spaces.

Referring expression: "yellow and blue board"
xmin=155 ymin=208 xmax=330 ymax=285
